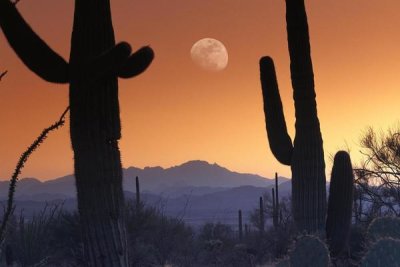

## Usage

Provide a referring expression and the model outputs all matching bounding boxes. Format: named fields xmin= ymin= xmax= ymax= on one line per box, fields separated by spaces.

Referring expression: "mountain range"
xmin=0 ymin=160 xmax=289 ymax=200
xmin=0 ymin=160 xmax=291 ymax=227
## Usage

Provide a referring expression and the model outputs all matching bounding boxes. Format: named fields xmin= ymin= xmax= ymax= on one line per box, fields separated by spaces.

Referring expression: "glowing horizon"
xmin=1 ymin=0 xmax=400 ymax=181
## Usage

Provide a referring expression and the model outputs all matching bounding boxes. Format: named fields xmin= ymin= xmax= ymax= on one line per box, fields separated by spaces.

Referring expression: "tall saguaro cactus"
xmin=0 ymin=0 xmax=154 ymax=265
xmin=259 ymin=0 xmax=326 ymax=232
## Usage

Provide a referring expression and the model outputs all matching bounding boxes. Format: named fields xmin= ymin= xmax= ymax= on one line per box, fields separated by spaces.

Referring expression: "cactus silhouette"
xmin=259 ymin=196 xmax=265 ymax=233
xmin=260 ymin=0 xmax=326 ymax=232
xmin=136 ymin=176 xmax=141 ymax=208
xmin=326 ymin=151 xmax=354 ymax=257
xmin=272 ymin=172 xmax=280 ymax=228
xmin=0 ymin=0 xmax=154 ymax=265
xmin=238 ymin=209 xmax=243 ymax=242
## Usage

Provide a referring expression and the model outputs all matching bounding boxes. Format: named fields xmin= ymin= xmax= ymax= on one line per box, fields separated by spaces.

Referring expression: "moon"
xmin=190 ymin=38 xmax=229 ymax=72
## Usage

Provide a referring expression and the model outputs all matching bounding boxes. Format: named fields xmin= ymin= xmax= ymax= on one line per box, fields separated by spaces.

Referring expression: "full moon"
xmin=190 ymin=38 xmax=229 ymax=72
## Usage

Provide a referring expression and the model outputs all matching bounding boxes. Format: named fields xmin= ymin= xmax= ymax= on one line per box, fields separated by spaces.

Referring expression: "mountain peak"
xmin=177 ymin=160 xmax=220 ymax=169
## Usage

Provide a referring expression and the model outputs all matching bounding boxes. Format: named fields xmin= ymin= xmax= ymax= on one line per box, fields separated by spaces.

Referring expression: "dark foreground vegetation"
xmin=0 ymin=166 xmax=399 ymax=267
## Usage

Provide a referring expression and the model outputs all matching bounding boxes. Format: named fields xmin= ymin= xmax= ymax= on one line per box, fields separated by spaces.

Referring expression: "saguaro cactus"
xmin=0 ymin=0 xmax=154 ymax=265
xmin=260 ymin=0 xmax=326 ymax=232
xmin=259 ymin=196 xmax=265 ymax=233
xmin=272 ymin=188 xmax=277 ymax=227
xmin=326 ymin=151 xmax=354 ymax=257
xmin=272 ymin=172 xmax=280 ymax=228
xmin=136 ymin=176 xmax=141 ymax=208
xmin=238 ymin=209 xmax=243 ymax=242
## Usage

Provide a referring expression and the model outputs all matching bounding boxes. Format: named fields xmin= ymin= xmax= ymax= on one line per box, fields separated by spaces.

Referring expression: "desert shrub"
xmin=126 ymin=200 xmax=195 ymax=266
xmin=46 ymin=210 xmax=84 ymax=266
xmin=4 ymin=204 xmax=63 ymax=266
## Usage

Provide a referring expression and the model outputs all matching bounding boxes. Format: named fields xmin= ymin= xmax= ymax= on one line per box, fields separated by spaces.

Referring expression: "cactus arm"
xmin=286 ymin=0 xmax=318 ymax=127
xmin=118 ymin=46 xmax=154 ymax=78
xmin=76 ymin=42 xmax=132 ymax=85
xmin=260 ymin=56 xmax=293 ymax=165
xmin=0 ymin=0 xmax=68 ymax=83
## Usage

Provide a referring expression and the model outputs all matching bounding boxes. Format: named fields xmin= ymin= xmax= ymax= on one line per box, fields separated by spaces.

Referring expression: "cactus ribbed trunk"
xmin=326 ymin=151 xmax=354 ymax=257
xmin=291 ymin=135 xmax=326 ymax=232
xmin=72 ymin=145 xmax=127 ymax=266
xmin=260 ymin=0 xmax=326 ymax=234
xmin=69 ymin=0 xmax=127 ymax=265
xmin=286 ymin=0 xmax=326 ymax=233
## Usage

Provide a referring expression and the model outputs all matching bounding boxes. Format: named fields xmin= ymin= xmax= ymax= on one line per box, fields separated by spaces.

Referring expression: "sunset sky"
xmin=1 ymin=0 xmax=400 ymax=181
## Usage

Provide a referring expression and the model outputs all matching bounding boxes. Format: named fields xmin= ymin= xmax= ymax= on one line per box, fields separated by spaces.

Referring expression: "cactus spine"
xmin=260 ymin=0 xmax=326 ymax=232
xmin=326 ymin=151 xmax=354 ymax=257
xmin=0 ymin=0 xmax=154 ymax=265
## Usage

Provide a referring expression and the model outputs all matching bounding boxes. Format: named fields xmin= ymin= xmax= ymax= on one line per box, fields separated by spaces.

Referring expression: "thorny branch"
xmin=0 ymin=106 xmax=70 ymax=248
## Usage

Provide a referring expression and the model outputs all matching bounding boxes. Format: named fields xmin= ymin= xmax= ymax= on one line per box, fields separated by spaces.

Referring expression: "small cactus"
xmin=360 ymin=238 xmax=400 ymax=267
xmin=136 ymin=176 xmax=141 ymax=207
xmin=367 ymin=217 xmax=400 ymax=242
xmin=259 ymin=196 xmax=265 ymax=233
xmin=289 ymin=235 xmax=330 ymax=267
xmin=272 ymin=172 xmax=280 ymax=228
xmin=238 ymin=209 xmax=243 ymax=241
xmin=326 ymin=151 xmax=354 ymax=257
xmin=274 ymin=172 xmax=280 ymax=227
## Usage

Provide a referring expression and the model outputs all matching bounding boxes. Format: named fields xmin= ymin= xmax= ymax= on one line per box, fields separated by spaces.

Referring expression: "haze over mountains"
xmin=0 ymin=160 xmax=289 ymax=199
xmin=0 ymin=160 xmax=291 ymax=227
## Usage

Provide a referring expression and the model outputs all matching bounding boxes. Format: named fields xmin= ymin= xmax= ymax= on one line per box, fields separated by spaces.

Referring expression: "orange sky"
xmin=1 ymin=0 xmax=400 ymax=181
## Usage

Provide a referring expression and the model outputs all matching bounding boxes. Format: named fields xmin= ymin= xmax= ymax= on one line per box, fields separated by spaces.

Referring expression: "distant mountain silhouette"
xmin=2 ymin=184 xmax=293 ymax=228
xmin=0 ymin=160 xmax=289 ymax=200
xmin=123 ymin=160 xmax=288 ymax=194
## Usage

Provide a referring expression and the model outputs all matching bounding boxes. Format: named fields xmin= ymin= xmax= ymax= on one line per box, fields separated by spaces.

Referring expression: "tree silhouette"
xmin=355 ymin=127 xmax=400 ymax=217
